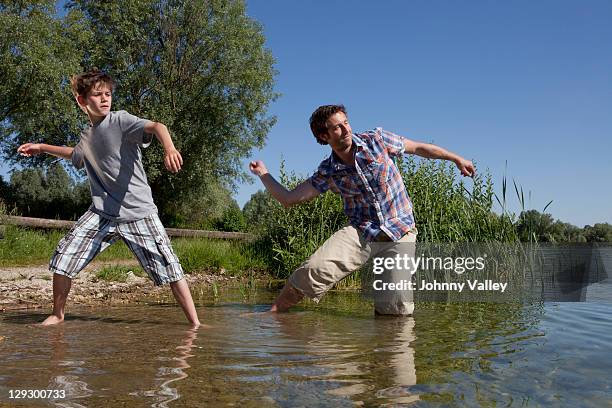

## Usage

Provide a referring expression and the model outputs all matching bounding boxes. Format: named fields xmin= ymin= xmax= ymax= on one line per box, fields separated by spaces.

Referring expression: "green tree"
xmin=584 ymin=223 xmax=612 ymax=243
xmin=514 ymin=210 xmax=592 ymax=243
xmin=242 ymin=189 xmax=277 ymax=232
xmin=0 ymin=0 xmax=89 ymax=164
xmin=516 ymin=210 xmax=556 ymax=242
xmin=45 ymin=162 xmax=72 ymax=203
xmin=1 ymin=0 xmax=277 ymax=226
xmin=67 ymin=0 xmax=277 ymax=224
xmin=216 ymin=201 xmax=246 ymax=232
xmin=0 ymin=175 xmax=11 ymax=211
xmin=164 ymin=181 xmax=241 ymax=229
xmin=549 ymin=220 xmax=586 ymax=243
xmin=8 ymin=167 xmax=47 ymax=215
xmin=4 ymin=163 xmax=89 ymax=219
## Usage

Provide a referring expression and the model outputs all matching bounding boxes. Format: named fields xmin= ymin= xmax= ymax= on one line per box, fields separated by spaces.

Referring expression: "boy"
xmin=250 ymin=104 xmax=475 ymax=315
xmin=17 ymin=69 xmax=200 ymax=327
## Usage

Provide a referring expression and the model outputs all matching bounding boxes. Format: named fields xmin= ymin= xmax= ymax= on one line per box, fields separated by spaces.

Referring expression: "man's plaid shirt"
xmin=309 ymin=127 xmax=416 ymax=242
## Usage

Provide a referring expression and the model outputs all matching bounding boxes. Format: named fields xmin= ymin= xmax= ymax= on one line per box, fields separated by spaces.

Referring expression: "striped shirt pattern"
xmin=309 ymin=128 xmax=416 ymax=242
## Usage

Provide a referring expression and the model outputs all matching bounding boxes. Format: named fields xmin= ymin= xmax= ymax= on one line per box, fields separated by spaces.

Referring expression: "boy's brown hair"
xmin=309 ymin=104 xmax=347 ymax=145
xmin=70 ymin=69 xmax=115 ymax=98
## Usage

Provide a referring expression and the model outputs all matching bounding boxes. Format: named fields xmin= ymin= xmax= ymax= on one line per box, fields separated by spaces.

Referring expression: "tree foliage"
xmin=215 ymin=201 xmax=246 ymax=232
xmin=242 ymin=189 xmax=276 ymax=232
xmin=584 ymin=223 xmax=612 ymax=243
xmin=1 ymin=0 xmax=277 ymax=225
xmin=0 ymin=0 xmax=88 ymax=166
xmin=165 ymin=180 xmax=244 ymax=230
xmin=2 ymin=163 xmax=90 ymax=219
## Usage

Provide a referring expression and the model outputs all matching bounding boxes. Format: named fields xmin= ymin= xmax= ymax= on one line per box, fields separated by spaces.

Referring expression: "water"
xmin=1 ymin=288 xmax=611 ymax=407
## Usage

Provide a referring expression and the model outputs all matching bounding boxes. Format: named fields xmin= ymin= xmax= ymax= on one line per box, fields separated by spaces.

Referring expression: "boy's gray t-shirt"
xmin=72 ymin=110 xmax=158 ymax=222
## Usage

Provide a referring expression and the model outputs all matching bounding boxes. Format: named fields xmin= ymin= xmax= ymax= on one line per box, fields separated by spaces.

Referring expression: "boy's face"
xmin=77 ymin=82 xmax=112 ymax=120
xmin=320 ymin=111 xmax=353 ymax=150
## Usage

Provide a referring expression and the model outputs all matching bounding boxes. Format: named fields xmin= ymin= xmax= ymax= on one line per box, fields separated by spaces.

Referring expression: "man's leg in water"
xmin=270 ymin=283 xmax=305 ymax=312
xmin=271 ymin=226 xmax=370 ymax=312
xmin=371 ymin=230 xmax=418 ymax=316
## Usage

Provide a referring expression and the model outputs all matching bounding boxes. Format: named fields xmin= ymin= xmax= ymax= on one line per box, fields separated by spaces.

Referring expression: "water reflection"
xmin=142 ymin=327 xmax=198 ymax=407
xmin=374 ymin=318 xmax=419 ymax=405
xmin=231 ymin=311 xmax=420 ymax=406
xmin=1 ymin=295 xmax=611 ymax=406
xmin=46 ymin=326 xmax=94 ymax=408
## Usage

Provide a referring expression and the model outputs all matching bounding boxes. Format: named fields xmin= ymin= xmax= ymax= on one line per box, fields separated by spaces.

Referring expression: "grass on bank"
xmin=96 ymin=265 xmax=146 ymax=282
xmin=0 ymin=225 xmax=268 ymax=276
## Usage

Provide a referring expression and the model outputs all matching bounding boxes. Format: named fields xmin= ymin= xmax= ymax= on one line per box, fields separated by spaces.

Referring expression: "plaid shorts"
xmin=50 ymin=210 xmax=184 ymax=285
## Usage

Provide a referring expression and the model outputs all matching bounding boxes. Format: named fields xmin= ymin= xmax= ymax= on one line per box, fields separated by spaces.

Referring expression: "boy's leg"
xmin=41 ymin=274 xmax=72 ymax=325
xmin=274 ymin=225 xmax=371 ymax=312
xmin=170 ymin=279 xmax=200 ymax=328
xmin=45 ymin=210 xmax=116 ymax=325
xmin=118 ymin=213 xmax=200 ymax=326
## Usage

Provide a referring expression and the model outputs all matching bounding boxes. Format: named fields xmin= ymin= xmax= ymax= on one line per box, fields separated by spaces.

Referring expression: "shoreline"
xmin=0 ymin=261 xmax=252 ymax=312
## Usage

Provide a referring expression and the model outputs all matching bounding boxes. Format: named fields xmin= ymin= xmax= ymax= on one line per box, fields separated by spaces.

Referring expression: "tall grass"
xmin=261 ymin=162 xmax=346 ymax=277
xmin=0 ymin=226 xmax=132 ymax=267
xmin=399 ymin=156 xmax=518 ymax=243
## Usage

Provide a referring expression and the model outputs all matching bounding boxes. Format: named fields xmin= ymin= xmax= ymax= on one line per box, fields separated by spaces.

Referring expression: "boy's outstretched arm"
xmin=402 ymin=139 xmax=476 ymax=177
xmin=17 ymin=143 xmax=73 ymax=160
xmin=249 ymin=160 xmax=320 ymax=208
xmin=144 ymin=122 xmax=183 ymax=173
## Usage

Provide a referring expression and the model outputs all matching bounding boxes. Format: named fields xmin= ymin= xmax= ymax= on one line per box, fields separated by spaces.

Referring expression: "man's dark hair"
xmin=309 ymin=104 xmax=347 ymax=145
xmin=70 ymin=68 xmax=115 ymax=98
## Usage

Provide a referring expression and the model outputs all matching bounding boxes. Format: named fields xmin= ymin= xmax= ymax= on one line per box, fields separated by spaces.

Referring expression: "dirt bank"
xmin=0 ymin=261 xmax=236 ymax=312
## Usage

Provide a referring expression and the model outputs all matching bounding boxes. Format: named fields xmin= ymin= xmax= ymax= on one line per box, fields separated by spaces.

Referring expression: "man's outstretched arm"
xmin=17 ymin=143 xmax=73 ymax=160
xmin=402 ymin=139 xmax=475 ymax=177
xmin=249 ymin=160 xmax=321 ymax=208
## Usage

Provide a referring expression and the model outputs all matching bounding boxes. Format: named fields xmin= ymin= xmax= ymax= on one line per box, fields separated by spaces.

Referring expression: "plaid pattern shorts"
xmin=50 ymin=210 xmax=184 ymax=285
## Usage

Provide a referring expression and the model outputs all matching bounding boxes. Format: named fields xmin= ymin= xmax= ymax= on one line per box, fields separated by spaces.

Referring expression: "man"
xmin=249 ymin=104 xmax=474 ymax=314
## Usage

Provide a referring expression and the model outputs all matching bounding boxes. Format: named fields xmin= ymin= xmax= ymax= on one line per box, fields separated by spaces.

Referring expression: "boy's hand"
xmin=164 ymin=148 xmax=183 ymax=173
xmin=17 ymin=143 xmax=42 ymax=157
xmin=455 ymin=158 xmax=475 ymax=177
xmin=249 ymin=160 xmax=269 ymax=177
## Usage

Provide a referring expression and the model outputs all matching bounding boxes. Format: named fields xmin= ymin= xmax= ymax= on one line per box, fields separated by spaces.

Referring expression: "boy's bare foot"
xmin=40 ymin=315 xmax=64 ymax=326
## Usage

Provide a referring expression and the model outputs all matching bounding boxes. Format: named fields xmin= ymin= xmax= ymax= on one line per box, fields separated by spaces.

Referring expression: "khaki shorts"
xmin=288 ymin=225 xmax=417 ymax=315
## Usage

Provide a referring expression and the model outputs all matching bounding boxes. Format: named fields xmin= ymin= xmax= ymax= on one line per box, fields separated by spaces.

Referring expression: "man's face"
xmin=79 ymin=82 xmax=112 ymax=119
xmin=321 ymin=111 xmax=353 ymax=150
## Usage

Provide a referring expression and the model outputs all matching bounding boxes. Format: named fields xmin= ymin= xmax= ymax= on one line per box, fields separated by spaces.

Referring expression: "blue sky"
xmin=239 ymin=0 xmax=611 ymax=227
xmin=2 ymin=1 xmax=610 ymax=228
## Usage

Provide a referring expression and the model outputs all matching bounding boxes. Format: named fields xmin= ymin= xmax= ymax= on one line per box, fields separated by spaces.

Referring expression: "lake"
xmin=0 ymin=286 xmax=611 ymax=407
